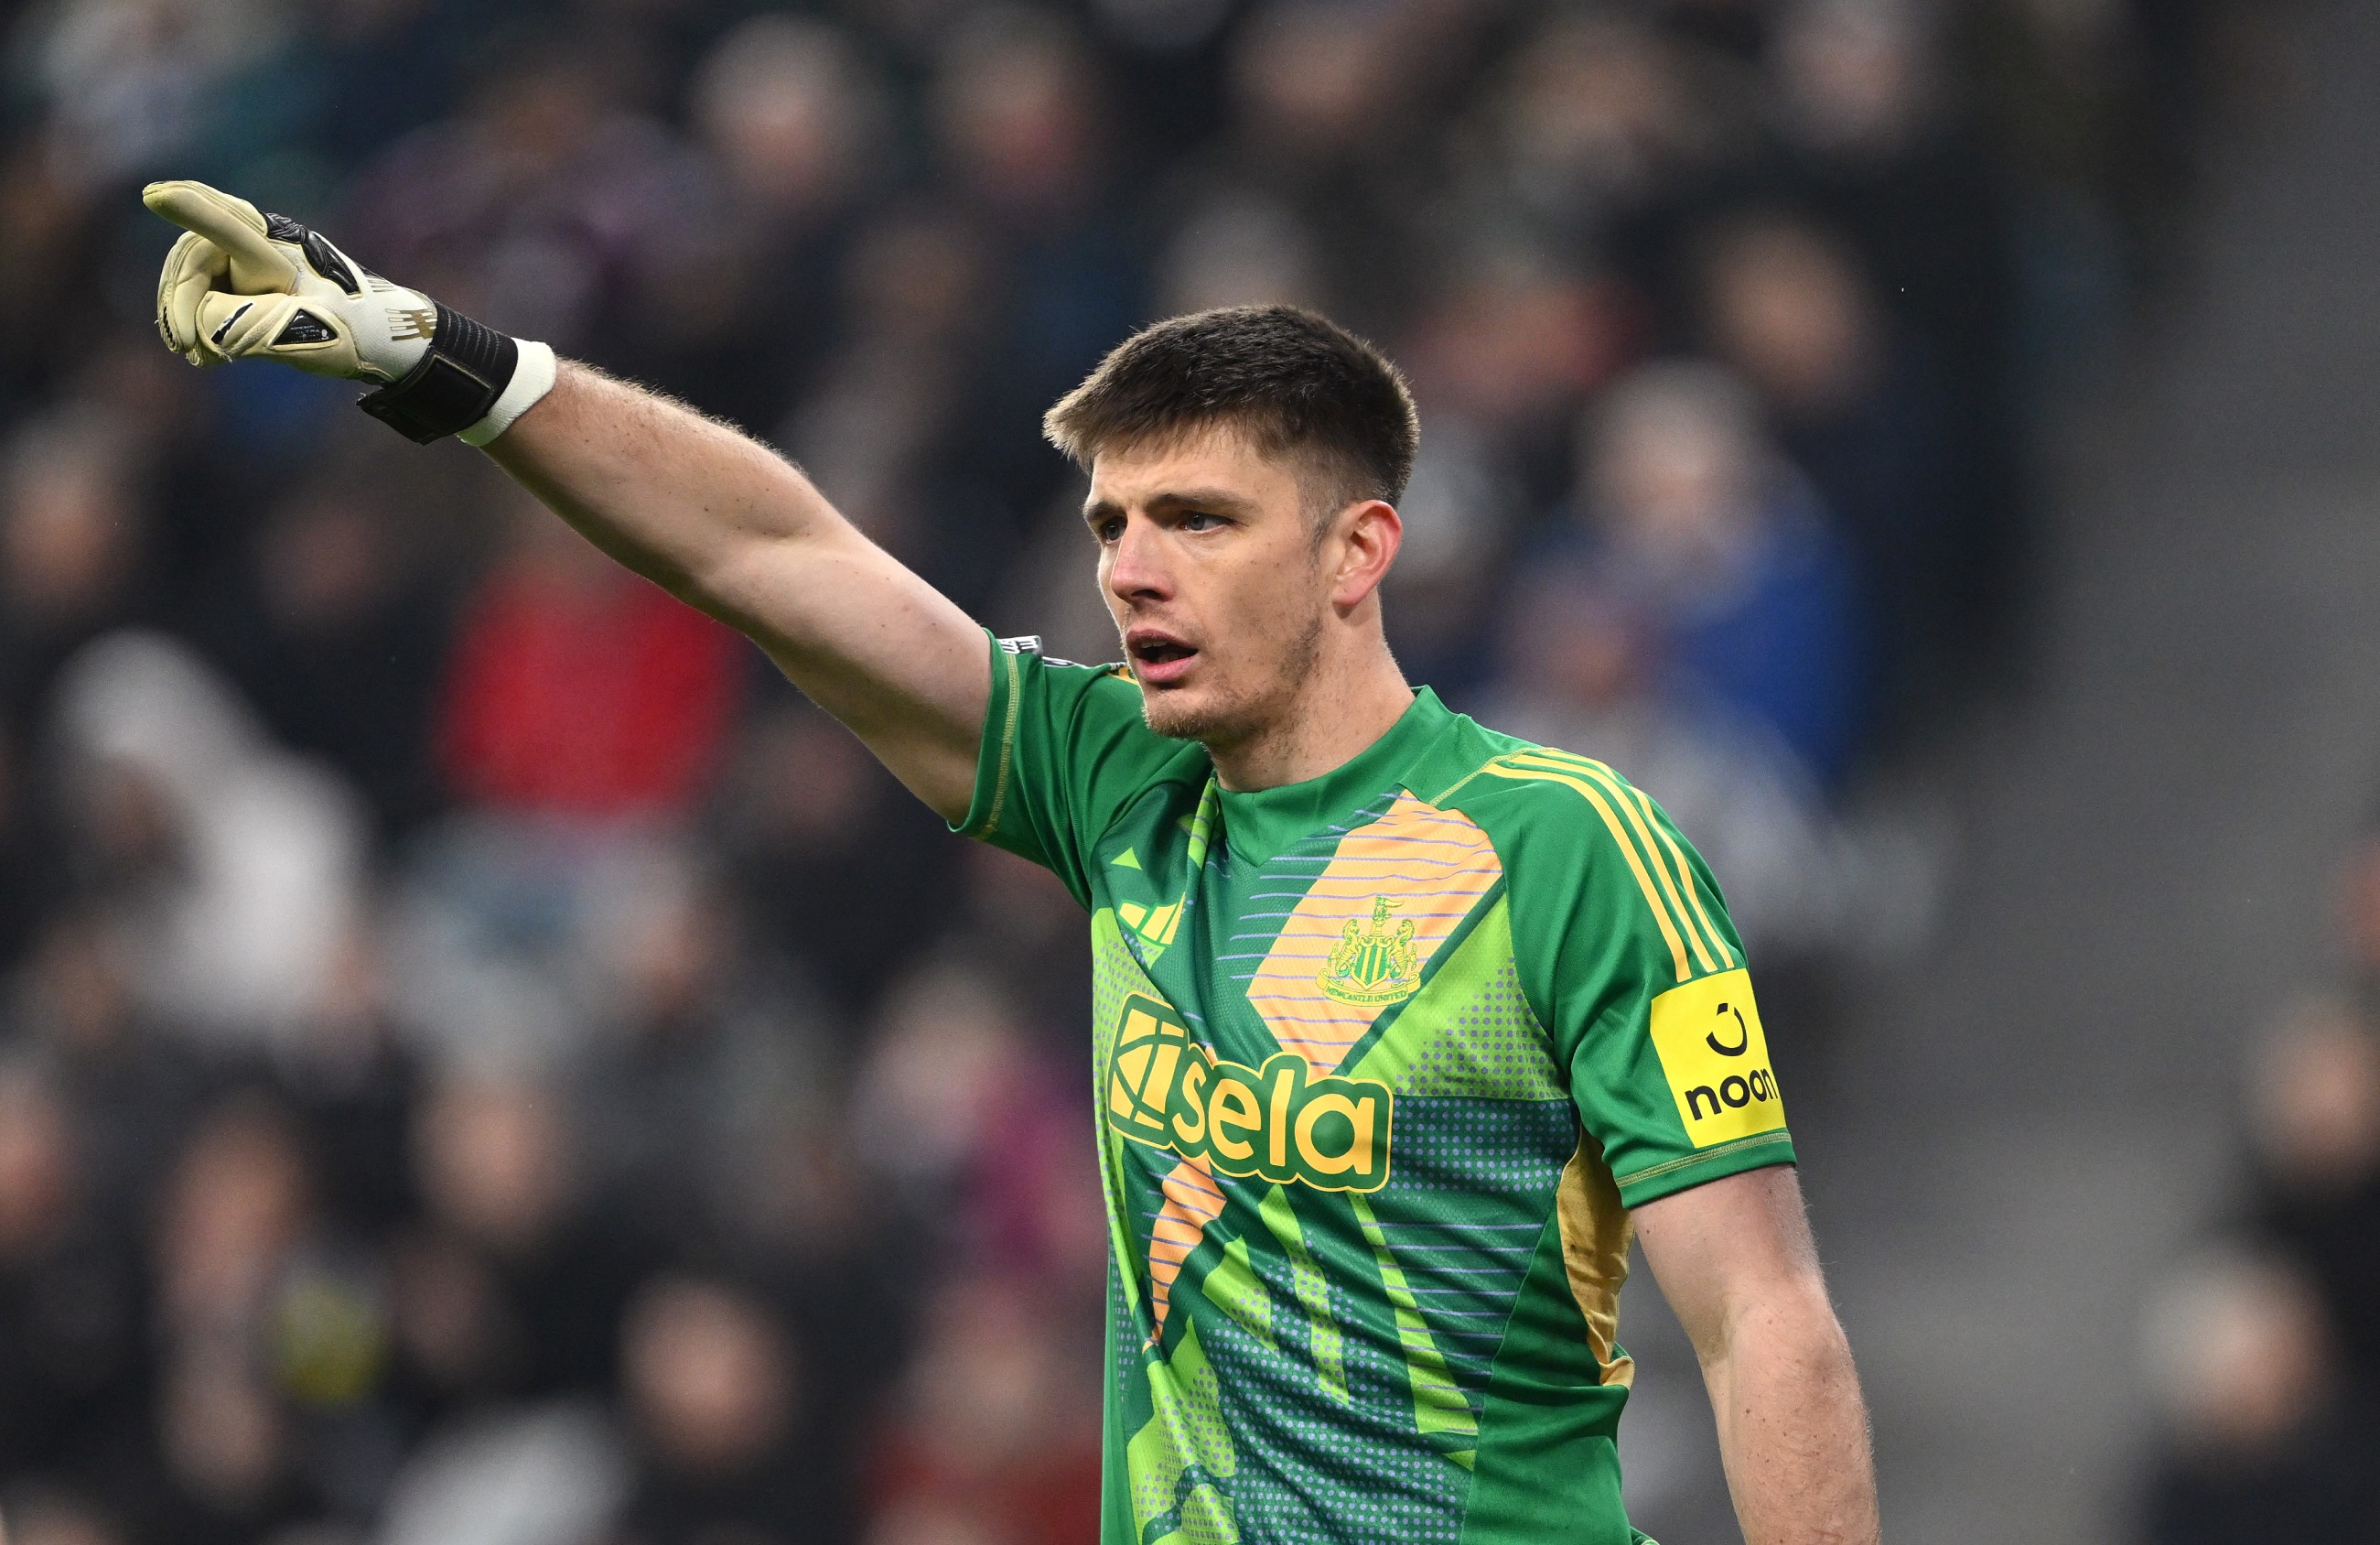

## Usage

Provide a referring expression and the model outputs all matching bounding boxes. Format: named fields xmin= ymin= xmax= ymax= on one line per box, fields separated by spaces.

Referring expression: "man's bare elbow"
xmin=1708 ymin=1265 xmax=1853 ymax=1381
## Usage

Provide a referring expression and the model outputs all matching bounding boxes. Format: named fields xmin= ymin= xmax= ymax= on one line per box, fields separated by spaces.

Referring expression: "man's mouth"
xmin=1126 ymin=630 xmax=1200 ymax=686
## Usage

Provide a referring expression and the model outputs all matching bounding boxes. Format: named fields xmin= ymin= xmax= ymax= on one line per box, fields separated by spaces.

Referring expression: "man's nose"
xmin=1106 ymin=517 xmax=1171 ymax=602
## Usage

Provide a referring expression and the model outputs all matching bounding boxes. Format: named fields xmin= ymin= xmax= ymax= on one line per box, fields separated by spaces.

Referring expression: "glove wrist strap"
xmin=459 ymin=341 xmax=556 ymax=447
xmin=356 ymin=302 xmax=518 ymax=444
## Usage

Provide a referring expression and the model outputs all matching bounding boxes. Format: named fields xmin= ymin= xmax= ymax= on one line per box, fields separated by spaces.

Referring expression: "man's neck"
xmin=1206 ymin=642 xmax=1415 ymax=793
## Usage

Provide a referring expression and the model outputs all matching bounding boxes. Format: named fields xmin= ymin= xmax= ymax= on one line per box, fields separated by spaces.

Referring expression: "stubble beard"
xmin=1138 ymin=609 xmax=1326 ymax=753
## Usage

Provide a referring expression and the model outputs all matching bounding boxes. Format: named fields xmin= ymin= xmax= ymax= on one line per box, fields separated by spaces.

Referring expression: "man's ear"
xmin=1328 ymin=499 xmax=1402 ymax=610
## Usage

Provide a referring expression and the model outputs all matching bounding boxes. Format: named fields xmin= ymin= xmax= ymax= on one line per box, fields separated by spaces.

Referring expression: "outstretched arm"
xmin=1635 ymin=1165 xmax=1879 ymax=1545
xmin=483 ymin=366 xmax=987 ymax=818
xmin=142 ymin=179 xmax=989 ymax=819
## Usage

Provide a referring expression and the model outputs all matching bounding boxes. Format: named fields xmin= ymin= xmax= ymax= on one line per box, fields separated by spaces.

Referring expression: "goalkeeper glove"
xmin=142 ymin=179 xmax=556 ymax=446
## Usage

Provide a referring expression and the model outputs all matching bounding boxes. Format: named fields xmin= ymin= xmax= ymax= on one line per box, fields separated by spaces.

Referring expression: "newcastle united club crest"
xmin=1317 ymin=896 xmax=1422 ymax=1008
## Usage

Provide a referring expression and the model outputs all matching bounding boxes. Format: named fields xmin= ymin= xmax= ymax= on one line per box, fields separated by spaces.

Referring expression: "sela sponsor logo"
xmin=1106 ymin=994 xmax=1393 ymax=1193
xmin=1647 ymin=968 xmax=1786 ymax=1147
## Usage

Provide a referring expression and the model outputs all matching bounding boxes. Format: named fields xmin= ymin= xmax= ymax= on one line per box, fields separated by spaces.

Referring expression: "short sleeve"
xmin=1498 ymin=762 xmax=1796 ymax=1208
xmin=953 ymin=632 xmax=1202 ymax=908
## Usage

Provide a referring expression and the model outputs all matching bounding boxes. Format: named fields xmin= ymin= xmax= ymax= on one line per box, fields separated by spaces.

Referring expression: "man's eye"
xmin=1094 ymin=518 xmax=1125 ymax=543
xmin=1182 ymin=511 xmax=1222 ymax=532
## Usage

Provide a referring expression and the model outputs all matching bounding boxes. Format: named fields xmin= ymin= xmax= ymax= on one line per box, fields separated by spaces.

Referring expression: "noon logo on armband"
xmin=1646 ymin=968 xmax=1786 ymax=1147
xmin=1105 ymin=994 xmax=1394 ymax=1192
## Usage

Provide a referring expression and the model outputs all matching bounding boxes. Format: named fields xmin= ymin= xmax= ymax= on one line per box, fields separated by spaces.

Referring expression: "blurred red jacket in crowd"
xmin=437 ymin=545 xmax=745 ymax=818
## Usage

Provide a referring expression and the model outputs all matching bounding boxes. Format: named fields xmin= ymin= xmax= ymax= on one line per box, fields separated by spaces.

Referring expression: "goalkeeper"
xmin=144 ymin=181 xmax=1879 ymax=1545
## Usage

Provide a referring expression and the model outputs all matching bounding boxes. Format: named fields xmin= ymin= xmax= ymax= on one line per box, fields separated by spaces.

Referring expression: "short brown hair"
xmin=1043 ymin=306 xmax=1421 ymax=512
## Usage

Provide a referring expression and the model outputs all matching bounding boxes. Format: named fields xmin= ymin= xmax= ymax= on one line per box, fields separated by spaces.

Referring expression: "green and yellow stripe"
xmin=1464 ymin=749 xmax=1733 ymax=984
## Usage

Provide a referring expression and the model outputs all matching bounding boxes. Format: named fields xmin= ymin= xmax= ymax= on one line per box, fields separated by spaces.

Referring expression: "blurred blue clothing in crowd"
xmin=1656 ymin=487 xmax=1866 ymax=789
xmin=1549 ymin=360 xmax=1869 ymax=791
xmin=1538 ymin=491 xmax=1865 ymax=791
xmin=1693 ymin=209 xmax=1955 ymax=743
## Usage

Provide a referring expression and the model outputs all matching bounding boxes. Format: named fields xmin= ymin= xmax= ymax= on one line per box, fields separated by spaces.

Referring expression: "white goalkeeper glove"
xmin=143 ymin=179 xmax=556 ymax=446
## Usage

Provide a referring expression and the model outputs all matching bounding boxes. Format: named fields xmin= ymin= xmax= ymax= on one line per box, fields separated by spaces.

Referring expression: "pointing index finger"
xmin=140 ymin=180 xmax=298 ymax=294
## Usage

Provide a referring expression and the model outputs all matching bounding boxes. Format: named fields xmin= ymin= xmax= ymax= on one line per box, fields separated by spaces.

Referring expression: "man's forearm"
xmin=488 ymin=363 xmax=846 ymax=632
xmin=1701 ymin=1289 xmax=1879 ymax=1544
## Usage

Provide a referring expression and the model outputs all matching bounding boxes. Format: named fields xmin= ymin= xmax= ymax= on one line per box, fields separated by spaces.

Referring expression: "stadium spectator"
xmin=274 ymin=923 xmax=421 ymax=1233
xmin=572 ymin=842 xmax=834 ymax=1249
xmin=50 ymin=632 xmax=368 ymax=1050
xmin=609 ymin=1273 xmax=833 ymax=1544
xmin=0 ymin=413 xmax=149 ymax=730
xmin=403 ymin=1074 xmax=649 ymax=1405
xmin=2239 ymin=998 xmax=2380 ymax=1399
xmin=1548 ymin=360 xmax=1868 ymax=787
xmin=130 ymin=1093 xmax=346 ymax=1538
xmin=712 ymin=698 xmax=954 ymax=1021
xmin=27 ymin=0 xmax=282 ymax=189
xmin=193 ymin=478 xmax=454 ymax=837
xmin=865 ymin=1278 xmax=1101 ymax=1545
xmin=1 ymin=1488 xmax=124 ymax=1545
xmin=6 ymin=911 xmax=202 ymax=1222
xmin=928 ymin=9 xmax=1145 ymax=540
xmin=778 ymin=203 xmax=1010 ymax=608
xmin=625 ymin=19 xmax=888 ymax=425
xmin=2138 ymin=1248 xmax=2377 ymax=1543
xmin=344 ymin=37 xmax=712 ymax=355
xmin=1404 ymin=242 xmax=1637 ymax=513
xmin=0 ymin=1065 xmax=145 ymax=1492
xmin=436 ymin=499 xmax=748 ymax=820
xmin=1696 ymin=207 xmax=1954 ymax=734
xmin=0 ymin=730 xmax=67 ymax=978
xmin=941 ymin=843 xmax=1094 ymax=1041
xmin=1767 ymin=0 xmax=2024 ymax=679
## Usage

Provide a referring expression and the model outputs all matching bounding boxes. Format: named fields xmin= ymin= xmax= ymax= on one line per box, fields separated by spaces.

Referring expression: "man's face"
xmin=1085 ymin=425 xmax=1333 ymax=749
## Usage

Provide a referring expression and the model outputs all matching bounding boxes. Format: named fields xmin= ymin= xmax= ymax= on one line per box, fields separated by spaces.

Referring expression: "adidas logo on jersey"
xmin=1106 ymin=994 xmax=1393 ymax=1193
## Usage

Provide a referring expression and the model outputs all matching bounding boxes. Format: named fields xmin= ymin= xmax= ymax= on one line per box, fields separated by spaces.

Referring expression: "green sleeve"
xmin=953 ymin=633 xmax=1203 ymax=908
xmin=1494 ymin=763 xmax=1796 ymax=1207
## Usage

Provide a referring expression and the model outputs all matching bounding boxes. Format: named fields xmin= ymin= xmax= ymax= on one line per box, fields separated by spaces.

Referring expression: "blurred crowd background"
xmin=0 ymin=0 xmax=2327 ymax=1540
xmin=2140 ymin=838 xmax=2380 ymax=1543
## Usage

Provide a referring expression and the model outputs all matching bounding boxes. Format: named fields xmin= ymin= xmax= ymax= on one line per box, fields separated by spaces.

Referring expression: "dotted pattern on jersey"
xmin=1117 ymin=1148 xmax=1177 ymax=1336
xmin=1177 ymin=1483 xmax=1237 ymax=1545
xmin=1198 ymin=1237 xmax=1472 ymax=1545
xmin=1364 ymin=1098 xmax=1577 ymax=1396
xmin=1394 ymin=956 xmax=1567 ymax=1102
xmin=1111 ymin=1261 xmax=1142 ymax=1397
xmin=1390 ymin=1097 xmax=1578 ymax=1194
xmin=1257 ymin=1186 xmax=1350 ymax=1408
xmin=1127 ymin=1318 xmax=1240 ymax=1542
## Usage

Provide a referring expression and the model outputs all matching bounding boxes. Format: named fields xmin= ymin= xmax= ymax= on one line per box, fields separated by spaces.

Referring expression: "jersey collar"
xmin=1213 ymin=687 xmax=1458 ymax=865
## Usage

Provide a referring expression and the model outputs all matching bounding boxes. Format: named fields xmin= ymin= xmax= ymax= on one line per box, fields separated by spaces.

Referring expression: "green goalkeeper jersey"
xmin=956 ymin=636 xmax=1795 ymax=1545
